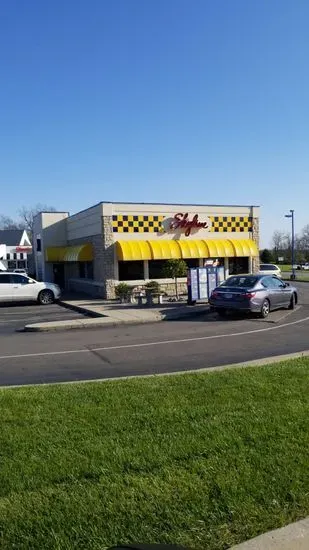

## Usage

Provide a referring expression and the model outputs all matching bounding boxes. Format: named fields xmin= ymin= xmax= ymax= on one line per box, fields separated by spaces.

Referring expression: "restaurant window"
xmin=13 ymin=253 xmax=17 ymax=260
xmin=20 ymin=253 xmax=24 ymax=260
xmin=79 ymin=262 xmax=94 ymax=279
xmin=119 ymin=261 xmax=144 ymax=281
xmin=6 ymin=253 xmax=10 ymax=260
xmin=149 ymin=259 xmax=193 ymax=279
xmin=148 ymin=260 xmax=168 ymax=279
xmin=228 ymin=257 xmax=249 ymax=275
xmin=184 ymin=259 xmax=199 ymax=269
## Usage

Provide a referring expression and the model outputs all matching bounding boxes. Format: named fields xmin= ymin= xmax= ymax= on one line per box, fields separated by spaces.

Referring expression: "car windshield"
xmin=221 ymin=276 xmax=259 ymax=288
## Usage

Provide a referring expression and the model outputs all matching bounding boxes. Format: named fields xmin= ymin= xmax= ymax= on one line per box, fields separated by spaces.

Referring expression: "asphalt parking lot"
xmin=0 ymin=282 xmax=308 ymax=386
xmin=0 ymin=303 xmax=87 ymax=334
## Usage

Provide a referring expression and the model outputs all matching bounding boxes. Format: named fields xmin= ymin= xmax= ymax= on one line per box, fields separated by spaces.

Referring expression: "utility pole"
xmin=285 ymin=209 xmax=295 ymax=280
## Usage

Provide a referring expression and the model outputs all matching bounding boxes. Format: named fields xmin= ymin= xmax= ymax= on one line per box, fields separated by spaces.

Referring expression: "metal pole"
xmin=291 ymin=209 xmax=295 ymax=280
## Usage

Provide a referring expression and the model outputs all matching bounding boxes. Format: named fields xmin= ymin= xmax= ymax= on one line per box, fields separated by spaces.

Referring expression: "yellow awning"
xmin=116 ymin=241 xmax=151 ymax=261
xmin=46 ymin=244 xmax=93 ymax=262
xmin=64 ymin=244 xmax=93 ymax=262
xmin=206 ymin=239 xmax=235 ymax=258
xmin=232 ymin=239 xmax=259 ymax=257
xmin=148 ymin=240 xmax=182 ymax=260
xmin=45 ymin=247 xmax=66 ymax=262
xmin=177 ymin=240 xmax=209 ymax=258
xmin=116 ymin=238 xmax=258 ymax=261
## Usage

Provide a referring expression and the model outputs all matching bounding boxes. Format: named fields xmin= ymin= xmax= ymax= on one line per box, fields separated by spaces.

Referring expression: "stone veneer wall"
xmin=101 ymin=216 xmax=116 ymax=299
xmin=251 ymin=217 xmax=260 ymax=273
xmin=67 ymin=216 xmax=116 ymax=299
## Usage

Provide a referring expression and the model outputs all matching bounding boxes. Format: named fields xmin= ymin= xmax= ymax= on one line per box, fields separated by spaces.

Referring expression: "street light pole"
xmin=285 ymin=209 xmax=295 ymax=280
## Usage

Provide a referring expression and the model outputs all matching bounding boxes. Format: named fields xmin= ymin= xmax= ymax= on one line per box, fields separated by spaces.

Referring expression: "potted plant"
xmin=145 ymin=280 xmax=161 ymax=305
xmin=115 ymin=282 xmax=131 ymax=303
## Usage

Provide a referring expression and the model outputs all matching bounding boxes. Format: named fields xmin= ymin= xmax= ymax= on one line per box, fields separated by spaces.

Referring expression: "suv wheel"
xmin=38 ymin=289 xmax=54 ymax=305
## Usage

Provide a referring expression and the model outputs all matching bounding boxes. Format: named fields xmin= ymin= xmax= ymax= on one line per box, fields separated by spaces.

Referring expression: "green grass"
xmin=1 ymin=359 xmax=309 ymax=550
xmin=280 ymin=264 xmax=292 ymax=272
xmin=280 ymin=264 xmax=309 ymax=279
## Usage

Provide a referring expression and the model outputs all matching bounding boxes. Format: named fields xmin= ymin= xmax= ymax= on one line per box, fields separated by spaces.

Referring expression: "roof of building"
xmin=0 ymin=229 xmax=25 ymax=246
xmin=61 ymin=201 xmax=260 ymax=218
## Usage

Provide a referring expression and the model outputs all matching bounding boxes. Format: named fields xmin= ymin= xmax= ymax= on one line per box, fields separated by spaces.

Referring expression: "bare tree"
xmin=0 ymin=215 xmax=24 ymax=230
xmin=298 ymin=224 xmax=309 ymax=259
xmin=271 ymin=230 xmax=287 ymax=252
xmin=18 ymin=204 xmax=56 ymax=236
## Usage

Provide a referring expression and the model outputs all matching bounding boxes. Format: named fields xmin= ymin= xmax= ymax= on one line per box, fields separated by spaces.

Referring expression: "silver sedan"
xmin=209 ymin=274 xmax=298 ymax=318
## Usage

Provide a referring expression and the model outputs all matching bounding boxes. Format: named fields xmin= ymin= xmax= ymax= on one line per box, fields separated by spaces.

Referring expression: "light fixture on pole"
xmin=285 ymin=209 xmax=295 ymax=280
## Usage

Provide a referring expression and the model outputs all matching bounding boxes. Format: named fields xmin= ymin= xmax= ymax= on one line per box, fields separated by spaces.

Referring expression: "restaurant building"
xmin=33 ymin=202 xmax=260 ymax=298
xmin=0 ymin=229 xmax=32 ymax=272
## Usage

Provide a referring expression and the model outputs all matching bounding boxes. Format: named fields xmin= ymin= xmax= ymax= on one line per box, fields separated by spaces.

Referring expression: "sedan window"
xmin=271 ymin=277 xmax=285 ymax=288
xmin=221 ymin=276 xmax=258 ymax=287
xmin=262 ymin=276 xmax=283 ymax=288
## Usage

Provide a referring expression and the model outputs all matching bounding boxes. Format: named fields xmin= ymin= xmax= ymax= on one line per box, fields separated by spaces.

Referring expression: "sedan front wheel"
xmin=288 ymin=294 xmax=296 ymax=310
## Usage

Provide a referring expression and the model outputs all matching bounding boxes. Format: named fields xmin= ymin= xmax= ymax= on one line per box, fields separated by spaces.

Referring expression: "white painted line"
xmin=0 ymin=314 xmax=308 ymax=361
xmin=272 ymin=305 xmax=301 ymax=323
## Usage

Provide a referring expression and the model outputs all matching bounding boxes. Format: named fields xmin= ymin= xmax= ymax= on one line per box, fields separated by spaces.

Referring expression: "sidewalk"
xmin=24 ymin=295 xmax=211 ymax=332
xmin=230 ymin=516 xmax=309 ymax=549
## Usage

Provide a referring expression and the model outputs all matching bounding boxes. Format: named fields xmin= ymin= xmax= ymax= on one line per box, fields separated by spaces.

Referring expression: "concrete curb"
xmin=58 ymin=300 xmax=104 ymax=318
xmin=23 ymin=306 xmax=211 ymax=332
xmin=229 ymin=516 xmax=309 ymax=549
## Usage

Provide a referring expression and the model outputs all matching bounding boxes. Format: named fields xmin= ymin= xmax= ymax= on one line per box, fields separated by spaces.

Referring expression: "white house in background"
xmin=0 ymin=229 xmax=32 ymax=272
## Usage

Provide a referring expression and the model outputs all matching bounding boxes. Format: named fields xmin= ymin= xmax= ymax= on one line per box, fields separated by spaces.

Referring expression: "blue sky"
xmin=1 ymin=0 xmax=308 ymax=246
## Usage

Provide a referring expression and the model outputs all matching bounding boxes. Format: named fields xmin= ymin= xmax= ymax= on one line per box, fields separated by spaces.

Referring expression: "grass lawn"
xmin=1 ymin=359 xmax=309 ymax=550
xmin=280 ymin=264 xmax=309 ymax=280
xmin=280 ymin=264 xmax=292 ymax=272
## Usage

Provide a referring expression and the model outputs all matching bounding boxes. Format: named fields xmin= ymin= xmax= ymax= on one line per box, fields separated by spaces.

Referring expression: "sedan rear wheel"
xmin=38 ymin=289 xmax=55 ymax=305
xmin=260 ymin=299 xmax=270 ymax=318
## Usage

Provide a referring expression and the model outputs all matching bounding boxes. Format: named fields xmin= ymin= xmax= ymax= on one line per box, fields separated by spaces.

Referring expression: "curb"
xmin=229 ymin=516 xmax=309 ymax=549
xmin=23 ymin=306 xmax=211 ymax=332
xmin=58 ymin=300 xmax=104 ymax=318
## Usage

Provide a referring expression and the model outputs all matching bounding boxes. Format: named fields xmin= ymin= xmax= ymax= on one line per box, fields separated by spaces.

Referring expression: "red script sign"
xmin=170 ymin=213 xmax=211 ymax=236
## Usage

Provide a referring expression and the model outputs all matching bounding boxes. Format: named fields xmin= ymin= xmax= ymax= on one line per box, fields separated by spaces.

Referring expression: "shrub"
xmin=145 ymin=281 xmax=161 ymax=295
xmin=115 ymin=282 xmax=131 ymax=300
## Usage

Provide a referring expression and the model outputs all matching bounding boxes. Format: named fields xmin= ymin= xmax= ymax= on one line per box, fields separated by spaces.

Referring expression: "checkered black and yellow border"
xmin=210 ymin=216 xmax=253 ymax=232
xmin=112 ymin=215 xmax=252 ymax=233
xmin=112 ymin=215 xmax=164 ymax=233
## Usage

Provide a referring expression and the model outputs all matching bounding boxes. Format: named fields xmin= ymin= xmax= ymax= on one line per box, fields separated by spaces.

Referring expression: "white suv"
xmin=258 ymin=264 xmax=282 ymax=277
xmin=0 ymin=273 xmax=61 ymax=305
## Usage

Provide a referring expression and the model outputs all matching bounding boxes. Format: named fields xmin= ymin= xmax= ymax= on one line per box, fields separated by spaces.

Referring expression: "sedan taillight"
xmin=244 ymin=292 xmax=256 ymax=299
